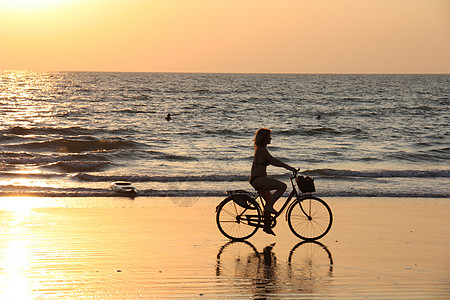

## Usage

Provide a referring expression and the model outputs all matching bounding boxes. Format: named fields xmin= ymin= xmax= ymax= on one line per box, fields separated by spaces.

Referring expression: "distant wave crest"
xmin=1 ymin=126 xmax=136 ymax=138
xmin=1 ymin=168 xmax=447 ymax=183
xmin=42 ymin=161 xmax=111 ymax=172
xmin=73 ymin=173 xmax=249 ymax=182
xmin=72 ymin=168 xmax=450 ymax=183
xmin=0 ymin=186 xmax=447 ymax=198
xmin=13 ymin=138 xmax=139 ymax=153
xmin=303 ymin=168 xmax=450 ymax=178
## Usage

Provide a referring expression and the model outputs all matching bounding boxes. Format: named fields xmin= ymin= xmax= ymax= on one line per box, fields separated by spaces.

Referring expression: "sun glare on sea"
xmin=0 ymin=197 xmax=53 ymax=216
xmin=0 ymin=197 xmax=39 ymax=299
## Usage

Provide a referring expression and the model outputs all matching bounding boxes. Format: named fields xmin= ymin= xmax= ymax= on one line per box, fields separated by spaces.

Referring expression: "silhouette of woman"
xmin=249 ymin=128 xmax=296 ymax=236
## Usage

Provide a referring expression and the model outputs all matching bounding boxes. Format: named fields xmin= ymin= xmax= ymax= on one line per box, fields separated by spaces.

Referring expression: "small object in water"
xmin=165 ymin=113 xmax=172 ymax=121
xmin=110 ymin=181 xmax=139 ymax=195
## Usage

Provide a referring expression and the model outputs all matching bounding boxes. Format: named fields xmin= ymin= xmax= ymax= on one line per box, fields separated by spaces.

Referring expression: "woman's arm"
xmin=261 ymin=148 xmax=296 ymax=171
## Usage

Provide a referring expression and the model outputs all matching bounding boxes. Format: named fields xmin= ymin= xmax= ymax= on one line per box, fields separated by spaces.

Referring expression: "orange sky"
xmin=0 ymin=0 xmax=449 ymax=73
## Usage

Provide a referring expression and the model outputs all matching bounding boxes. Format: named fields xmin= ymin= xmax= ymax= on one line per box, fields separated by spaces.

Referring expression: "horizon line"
xmin=2 ymin=69 xmax=450 ymax=75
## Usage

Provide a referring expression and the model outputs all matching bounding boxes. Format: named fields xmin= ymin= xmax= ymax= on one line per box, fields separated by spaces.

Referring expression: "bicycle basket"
xmin=296 ymin=176 xmax=316 ymax=193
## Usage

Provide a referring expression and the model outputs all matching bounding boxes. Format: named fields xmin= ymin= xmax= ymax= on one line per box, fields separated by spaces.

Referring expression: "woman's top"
xmin=250 ymin=146 xmax=292 ymax=182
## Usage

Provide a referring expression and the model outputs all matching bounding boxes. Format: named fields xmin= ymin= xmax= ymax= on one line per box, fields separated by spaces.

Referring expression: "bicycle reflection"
xmin=215 ymin=241 xmax=333 ymax=295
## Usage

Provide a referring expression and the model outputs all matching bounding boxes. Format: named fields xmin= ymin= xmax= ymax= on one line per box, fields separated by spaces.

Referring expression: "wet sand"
xmin=0 ymin=196 xmax=448 ymax=299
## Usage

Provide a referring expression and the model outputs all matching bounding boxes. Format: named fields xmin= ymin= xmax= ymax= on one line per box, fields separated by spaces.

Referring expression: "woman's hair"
xmin=253 ymin=128 xmax=271 ymax=148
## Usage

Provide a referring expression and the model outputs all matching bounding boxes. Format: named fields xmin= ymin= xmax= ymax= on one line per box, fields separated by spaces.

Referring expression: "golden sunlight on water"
xmin=0 ymin=198 xmax=84 ymax=299
xmin=0 ymin=197 xmax=53 ymax=213
xmin=2 ymin=240 xmax=32 ymax=299
xmin=1 ymin=71 xmax=56 ymax=128
xmin=1 ymin=177 xmax=49 ymax=188
xmin=0 ymin=199 xmax=34 ymax=299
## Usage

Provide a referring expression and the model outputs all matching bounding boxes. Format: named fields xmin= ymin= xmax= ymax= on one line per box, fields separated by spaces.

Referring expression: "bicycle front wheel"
xmin=216 ymin=197 xmax=262 ymax=240
xmin=287 ymin=196 xmax=332 ymax=240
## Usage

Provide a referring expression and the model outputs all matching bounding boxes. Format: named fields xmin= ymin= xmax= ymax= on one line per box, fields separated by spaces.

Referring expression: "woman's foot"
xmin=263 ymin=227 xmax=276 ymax=236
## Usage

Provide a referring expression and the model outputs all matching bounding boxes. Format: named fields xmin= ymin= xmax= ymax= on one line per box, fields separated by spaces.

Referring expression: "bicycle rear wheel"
xmin=287 ymin=196 xmax=332 ymax=240
xmin=216 ymin=197 xmax=262 ymax=240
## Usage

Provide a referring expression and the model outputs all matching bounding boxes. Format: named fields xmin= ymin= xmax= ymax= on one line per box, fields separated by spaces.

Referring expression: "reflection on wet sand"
xmin=216 ymin=240 xmax=334 ymax=297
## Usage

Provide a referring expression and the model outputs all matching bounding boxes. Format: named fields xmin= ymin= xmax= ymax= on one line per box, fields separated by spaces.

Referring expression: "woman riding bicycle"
xmin=249 ymin=128 xmax=296 ymax=235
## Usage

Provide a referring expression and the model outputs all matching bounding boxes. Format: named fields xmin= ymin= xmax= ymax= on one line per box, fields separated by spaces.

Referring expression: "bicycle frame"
xmin=254 ymin=174 xmax=312 ymax=222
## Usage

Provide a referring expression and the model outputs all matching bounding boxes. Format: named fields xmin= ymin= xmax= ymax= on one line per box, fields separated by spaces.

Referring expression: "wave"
xmin=195 ymin=89 xmax=212 ymax=94
xmin=278 ymin=127 xmax=365 ymax=137
xmin=1 ymin=148 xmax=195 ymax=168
xmin=387 ymin=148 xmax=450 ymax=162
xmin=131 ymin=95 xmax=150 ymax=100
xmin=316 ymin=190 xmax=450 ymax=198
xmin=112 ymin=109 xmax=149 ymax=114
xmin=73 ymin=173 xmax=250 ymax=182
xmin=0 ymin=186 xmax=448 ymax=198
xmin=72 ymin=168 xmax=449 ymax=183
xmin=0 ymin=172 xmax=66 ymax=179
xmin=1 ymin=126 xmax=137 ymax=137
xmin=1 ymin=168 xmax=447 ymax=184
xmin=0 ymin=186 xmax=111 ymax=197
xmin=4 ymin=126 xmax=93 ymax=136
xmin=303 ymin=168 xmax=450 ymax=178
xmin=203 ymin=128 xmax=246 ymax=136
xmin=144 ymin=150 xmax=198 ymax=161
xmin=12 ymin=138 xmax=139 ymax=153
xmin=41 ymin=161 xmax=111 ymax=172
xmin=411 ymin=105 xmax=433 ymax=110
xmin=0 ymin=152 xmax=107 ymax=165
xmin=0 ymin=133 xmax=29 ymax=142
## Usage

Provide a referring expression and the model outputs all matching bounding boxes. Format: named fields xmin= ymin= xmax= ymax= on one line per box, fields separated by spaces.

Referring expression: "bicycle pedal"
xmin=245 ymin=215 xmax=260 ymax=226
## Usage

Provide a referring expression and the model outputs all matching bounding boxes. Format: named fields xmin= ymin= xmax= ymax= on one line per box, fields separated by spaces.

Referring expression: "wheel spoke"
xmin=216 ymin=198 xmax=261 ymax=240
xmin=287 ymin=197 xmax=332 ymax=240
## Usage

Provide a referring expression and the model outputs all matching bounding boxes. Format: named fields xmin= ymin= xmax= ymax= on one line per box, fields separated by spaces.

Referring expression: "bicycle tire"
xmin=287 ymin=196 xmax=332 ymax=240
xmin=215 ymin=241 xmax=259 ymax=277
xmin=216 ymin=197 xmax=262 ymax=240
xmin=287 ymin=241 xmax=334 ymax=288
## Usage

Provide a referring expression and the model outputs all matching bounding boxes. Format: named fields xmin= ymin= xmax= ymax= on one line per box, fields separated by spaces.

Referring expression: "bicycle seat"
xmin=226 ymin=190 xmax=257 ymax=209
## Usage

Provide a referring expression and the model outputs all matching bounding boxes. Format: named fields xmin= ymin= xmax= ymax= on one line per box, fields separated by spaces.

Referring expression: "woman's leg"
xmin=251 ymin=177 xmax=286 ymax=236
xmin=251 ymin=177 xmax=287 ymax=211
xmin=258 ymin=190 xmax=272 ymax=204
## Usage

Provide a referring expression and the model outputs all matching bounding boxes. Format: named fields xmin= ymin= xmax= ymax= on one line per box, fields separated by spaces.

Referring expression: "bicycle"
xmin=215 ymin=170 xmax=333 ymax=240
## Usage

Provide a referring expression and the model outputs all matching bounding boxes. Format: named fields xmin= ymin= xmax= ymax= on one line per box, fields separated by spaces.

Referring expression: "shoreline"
xmin=0 ymin=196 xmax=448 ymax=298
xmin=0 ymin=187 xmax=448 ymax=199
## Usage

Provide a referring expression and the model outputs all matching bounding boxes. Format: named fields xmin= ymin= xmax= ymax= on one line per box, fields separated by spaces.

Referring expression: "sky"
xmin=0 ymin=0 xmax=449 ymax=73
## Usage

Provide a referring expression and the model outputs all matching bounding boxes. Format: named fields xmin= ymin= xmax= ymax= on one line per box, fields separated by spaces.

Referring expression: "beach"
xmin=0 ymin=196 xmax=448 ymax=299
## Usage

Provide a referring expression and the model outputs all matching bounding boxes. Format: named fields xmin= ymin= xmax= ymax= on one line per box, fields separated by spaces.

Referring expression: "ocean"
xmin=0 ymin=72 xmax=449 ymax=198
